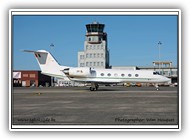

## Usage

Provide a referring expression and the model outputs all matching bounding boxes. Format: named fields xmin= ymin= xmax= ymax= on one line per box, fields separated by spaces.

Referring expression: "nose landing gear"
xmin=155 ymin=84 xmax=160 ymax=91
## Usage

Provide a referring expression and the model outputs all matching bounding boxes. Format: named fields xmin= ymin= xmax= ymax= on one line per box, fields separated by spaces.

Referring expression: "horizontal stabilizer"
xmin=22 ymin=50 xmax=48 ymax=54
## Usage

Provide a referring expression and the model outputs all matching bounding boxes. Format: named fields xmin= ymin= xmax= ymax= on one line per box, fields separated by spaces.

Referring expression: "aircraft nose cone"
xmin=164 ymin=77 xmax=170 ymax=82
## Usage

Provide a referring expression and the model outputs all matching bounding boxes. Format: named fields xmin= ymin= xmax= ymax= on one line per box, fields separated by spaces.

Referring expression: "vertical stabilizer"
xmin=34 ymin=50 xmax=60 ymax=75
xmin=23 ymin=50 xmax=69 ymax=79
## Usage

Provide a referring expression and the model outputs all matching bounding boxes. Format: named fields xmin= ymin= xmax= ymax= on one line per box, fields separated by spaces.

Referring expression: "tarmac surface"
xmin=12 ymin=86 xmax=179 ymax=126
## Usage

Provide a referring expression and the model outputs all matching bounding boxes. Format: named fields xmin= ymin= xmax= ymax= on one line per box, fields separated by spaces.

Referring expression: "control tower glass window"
xmin=86 ymin=23 xmax=105 ymax=33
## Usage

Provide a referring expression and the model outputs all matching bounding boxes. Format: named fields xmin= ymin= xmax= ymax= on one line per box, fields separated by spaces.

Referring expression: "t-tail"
xmin=23 ymin=50 xmax=70 ymax=80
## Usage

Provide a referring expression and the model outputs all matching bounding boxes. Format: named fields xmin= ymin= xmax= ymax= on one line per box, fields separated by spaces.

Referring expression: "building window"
xmin=97 ymin=62 xmax=99 ymax=66
xmin=97 ymin=53 xmax=100 ymax=58
xmin=97 ymin=45 xmax=99 ymax=49
xmin=101 ymin=73 xmax=104 ymax=76
xmin=29 ymin=74 xmax=35 ymax=78
xmin=86 ymin=45 xmax=88 ymax=50
xmin=121 ymin=74 xmax=125 ymax=77
xmin=101 ymin=45 xmax=103 ymax=49
xmin=101 ymin=53 xmax=104 ymax=58
xmin=23 ymin=74 xmax=28 ymax=77
xmin=101 ymin=62 xmax=104 ymax=66
xmin=135 ymin=74 xmax=139 ymax=77
xmin=128 ymin=74 xmax=132 ymax=77
xmin=86 ymin=54 xmax=89 ymax=58
xmin=107 ymin=73 xmax=111 ymax=76
xmin=94 ymin=53 xmax=96 ymax=58
xmin=86 ymin=62 xmax=89 ymax=66
xmin=90 ymin=53 xmax=92 ymax=58
xmin=93 ymin=62 xmax=96 ymax=66
xmin=80 ymin=55 xmax=84 ymax=59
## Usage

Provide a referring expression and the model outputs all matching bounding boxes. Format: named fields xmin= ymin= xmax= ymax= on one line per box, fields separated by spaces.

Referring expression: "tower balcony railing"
xmin=87 ymin=41 xmax=102 ymax=44
xmin=86 ymin=32 xmax=106 ymax=36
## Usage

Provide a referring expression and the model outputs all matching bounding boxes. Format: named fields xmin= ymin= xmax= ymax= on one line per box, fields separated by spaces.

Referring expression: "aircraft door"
xmin=91 ymin=70 xmax=97 ymax=77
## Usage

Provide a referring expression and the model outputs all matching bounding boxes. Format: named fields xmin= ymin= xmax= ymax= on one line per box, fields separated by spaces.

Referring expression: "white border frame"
xmin=9 ymin=9 xmax=181 ymax=131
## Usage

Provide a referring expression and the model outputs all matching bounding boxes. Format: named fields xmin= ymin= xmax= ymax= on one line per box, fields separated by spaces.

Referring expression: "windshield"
xmin=153 ymin=71 xmax=160 ymax=75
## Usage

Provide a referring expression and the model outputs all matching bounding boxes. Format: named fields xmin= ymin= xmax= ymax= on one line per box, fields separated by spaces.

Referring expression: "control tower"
xmin=78 ymin=22 xmax=110 ymax=68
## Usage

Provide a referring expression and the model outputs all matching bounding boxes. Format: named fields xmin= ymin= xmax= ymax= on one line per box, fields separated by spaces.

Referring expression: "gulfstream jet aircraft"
xmin=23 ymin=50 xmax=170 ymax=91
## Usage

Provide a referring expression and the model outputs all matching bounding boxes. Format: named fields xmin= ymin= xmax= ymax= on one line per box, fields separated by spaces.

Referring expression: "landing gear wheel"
xmin=155 ymin=84 xmax=159 ymax=91
xmin=90 ymin=87 xmax=95 ymax=91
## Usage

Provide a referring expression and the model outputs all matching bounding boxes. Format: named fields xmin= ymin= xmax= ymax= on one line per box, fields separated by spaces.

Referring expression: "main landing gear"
xmin=89 ymin=83 xmax=99 ymax=91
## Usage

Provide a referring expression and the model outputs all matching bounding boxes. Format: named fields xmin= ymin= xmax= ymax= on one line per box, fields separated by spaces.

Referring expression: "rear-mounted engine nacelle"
xmin=63 ymin=67 xmax=92 ymax=77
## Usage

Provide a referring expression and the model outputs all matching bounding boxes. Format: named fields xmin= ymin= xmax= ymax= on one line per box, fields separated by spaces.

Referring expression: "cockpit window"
xmin=153 ymin=72 xmax=160 ymax=75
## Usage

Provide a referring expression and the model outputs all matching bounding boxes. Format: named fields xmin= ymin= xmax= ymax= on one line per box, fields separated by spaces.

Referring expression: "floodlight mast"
xmin=49 ymin=43 xmax=55 ymax=87
xmin=158 ymin=41 xmax=162 ymax=73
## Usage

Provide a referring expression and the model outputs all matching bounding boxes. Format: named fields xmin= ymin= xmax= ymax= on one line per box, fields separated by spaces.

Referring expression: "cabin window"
xmin=114 ymin=73 xmax=118 ymax=77
xmin=128 ymin=74 xmax=132 ymax=77
xmin=135 ymin=74 xmax=139 ymax=77
xmin=107 ymin=73 xmax=111 ymax=76
xmin=121 ymin=74 xmax=125 ymax=77
xmin=101 ymin=73 xmax=104 ymax=76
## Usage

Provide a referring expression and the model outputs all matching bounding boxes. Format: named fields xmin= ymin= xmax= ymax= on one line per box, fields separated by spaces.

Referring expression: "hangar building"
xmin=13 ymin=70 xmax=51 ymax=87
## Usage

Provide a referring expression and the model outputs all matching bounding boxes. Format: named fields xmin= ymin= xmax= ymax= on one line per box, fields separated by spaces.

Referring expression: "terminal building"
xmin=78 ymin=22 xmax=110 ymax=68
xmin=147 ymin=61 xmax=177 ymax=83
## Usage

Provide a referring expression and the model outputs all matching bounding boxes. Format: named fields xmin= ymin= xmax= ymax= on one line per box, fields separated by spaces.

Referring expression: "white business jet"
xmin=24 ymin=50 xmax=170 ymax=91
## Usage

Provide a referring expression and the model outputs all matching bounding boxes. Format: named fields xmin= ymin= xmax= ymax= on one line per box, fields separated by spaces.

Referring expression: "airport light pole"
xmin=50 ymin=43 xmax=54 ymax=52
xmin=158 ymin=41 xmax=162 ymax=73
xmin=50 ymin=43 xmax=54 ymax=87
